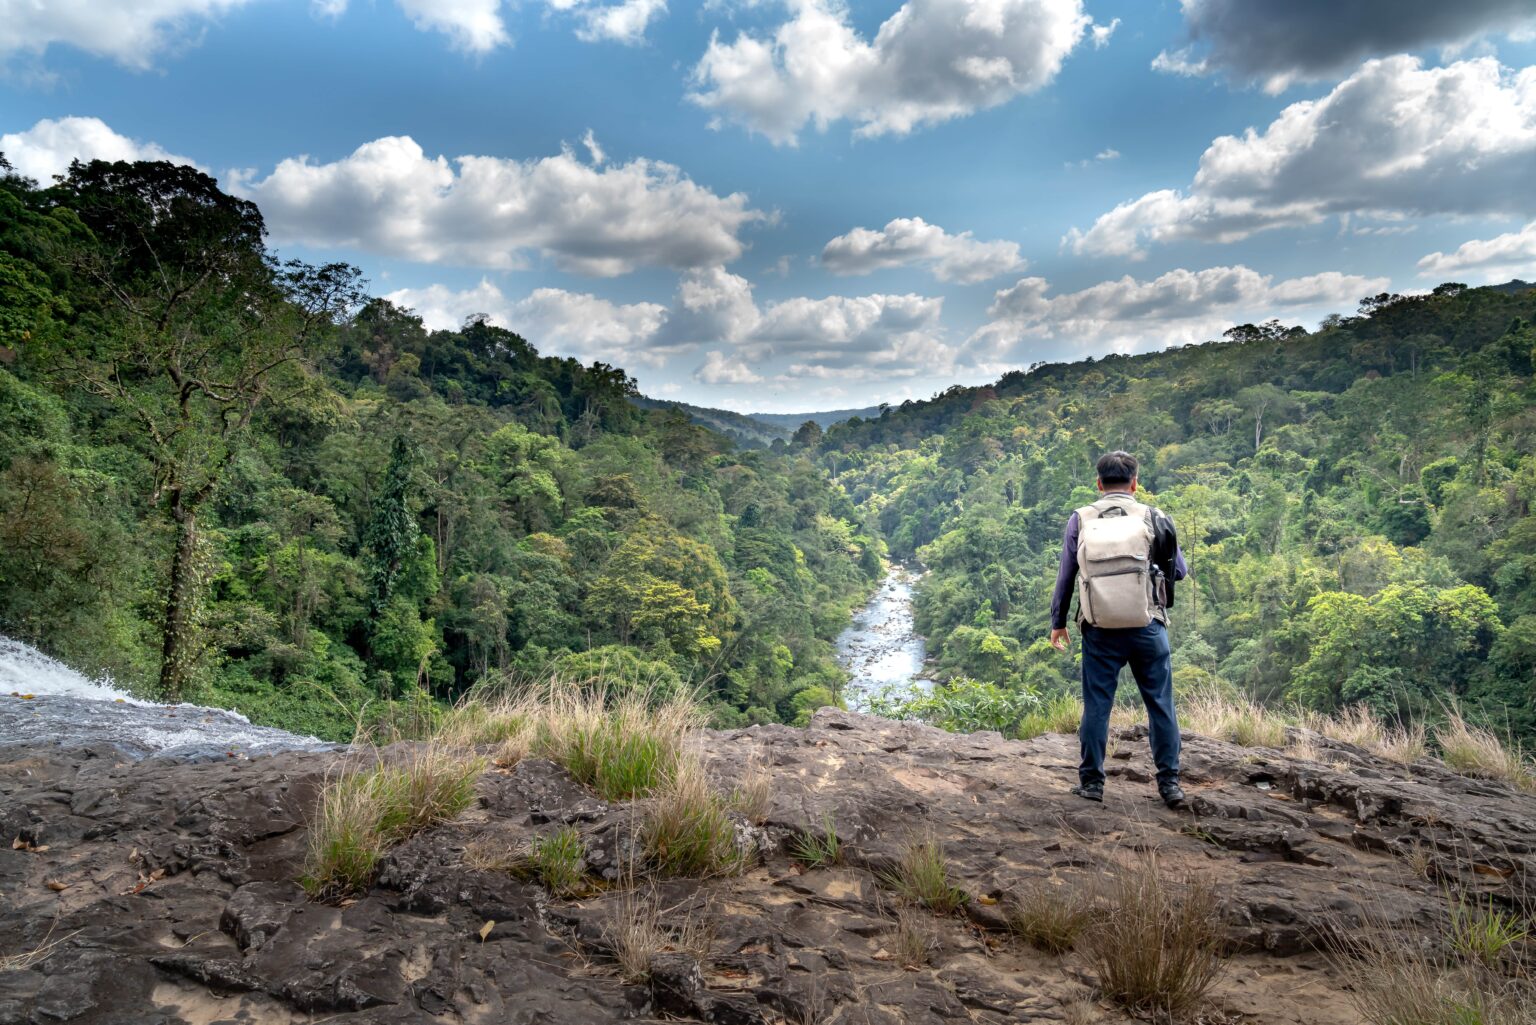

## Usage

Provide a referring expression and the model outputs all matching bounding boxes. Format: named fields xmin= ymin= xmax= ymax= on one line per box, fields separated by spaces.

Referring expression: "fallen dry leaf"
xmin=45 ymin=879 xmax=68 ymax=892
xmin=478 ymin=920 xmax=495 ymax=942
xmin=977 ymin=895 xmax=998 ymax=906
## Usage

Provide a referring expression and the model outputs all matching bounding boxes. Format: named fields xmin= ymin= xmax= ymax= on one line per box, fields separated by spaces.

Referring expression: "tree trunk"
xmin=158 ymin=504 xmax=200 ymax=701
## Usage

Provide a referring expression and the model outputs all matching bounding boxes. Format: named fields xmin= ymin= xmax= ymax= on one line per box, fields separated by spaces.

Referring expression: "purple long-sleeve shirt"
xmin=1050 ymin=498 xmax=1188 ymax=630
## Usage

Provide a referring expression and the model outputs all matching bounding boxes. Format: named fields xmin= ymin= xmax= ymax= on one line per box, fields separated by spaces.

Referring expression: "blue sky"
xmin=3 ymin=1 xmax=1536 ymax=412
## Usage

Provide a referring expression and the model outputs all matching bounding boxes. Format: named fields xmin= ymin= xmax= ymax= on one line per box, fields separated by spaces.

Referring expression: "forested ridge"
xmin=818 ymin=285 xmax=1536 ymax=740
xmin=0 ymin=158 xmax=882 ymax=740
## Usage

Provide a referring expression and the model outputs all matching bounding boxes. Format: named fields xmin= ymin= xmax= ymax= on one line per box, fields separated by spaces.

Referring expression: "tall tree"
xmin=44 ymin=160 xmax=362 ymax=698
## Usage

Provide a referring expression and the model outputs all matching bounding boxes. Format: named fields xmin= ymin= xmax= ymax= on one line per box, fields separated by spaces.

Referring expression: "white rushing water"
xmin=0 ymin=635 xmax=335 ymax=760
xmin=835 ymin=567 xmax=935 ymax=711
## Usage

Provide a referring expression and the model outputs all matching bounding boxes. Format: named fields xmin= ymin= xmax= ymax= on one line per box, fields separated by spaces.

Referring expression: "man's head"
xmin=1096 ymin=450 xmax=1138 ymax=493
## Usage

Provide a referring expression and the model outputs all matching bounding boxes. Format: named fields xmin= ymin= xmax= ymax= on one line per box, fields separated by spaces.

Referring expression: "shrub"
xmin=1080 ymin=855 xmax=1225 ymax=1016
xmin=869 ymin=677 xmax=1041 ymax=737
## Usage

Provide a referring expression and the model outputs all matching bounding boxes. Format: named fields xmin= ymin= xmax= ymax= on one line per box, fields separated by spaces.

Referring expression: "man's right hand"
xmin=1049 ymin=628 xmax=1070 ymax=651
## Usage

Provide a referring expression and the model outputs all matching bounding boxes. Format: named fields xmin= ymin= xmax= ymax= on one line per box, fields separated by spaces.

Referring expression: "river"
xmin=834 ymin=567 xmax=935 ymax=711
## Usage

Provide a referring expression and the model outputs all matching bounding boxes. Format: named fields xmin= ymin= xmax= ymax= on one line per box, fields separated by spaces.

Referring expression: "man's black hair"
xmin=1097 ymin=450 xmax=1138 ymax=486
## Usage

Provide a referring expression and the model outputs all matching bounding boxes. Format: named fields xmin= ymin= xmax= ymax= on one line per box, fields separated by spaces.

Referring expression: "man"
xmin=1048 ymin=451 xmax=1188 ymax=808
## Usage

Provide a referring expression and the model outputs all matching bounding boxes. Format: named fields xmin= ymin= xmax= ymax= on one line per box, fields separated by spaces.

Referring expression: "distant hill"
xmin=1487 ymin=279 xmax=1535 ymax=295
xmin=631 ymin=399 xmax=887 ymax=446
xmin=748 ymin=406 xmax=886 ymax=431
xmin=631 ymin=396 xmax=790 ymax=447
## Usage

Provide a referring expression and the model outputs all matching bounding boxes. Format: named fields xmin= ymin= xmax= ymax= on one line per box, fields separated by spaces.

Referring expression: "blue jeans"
xmin=1079 ymin=621 xmax=1181 ymax=787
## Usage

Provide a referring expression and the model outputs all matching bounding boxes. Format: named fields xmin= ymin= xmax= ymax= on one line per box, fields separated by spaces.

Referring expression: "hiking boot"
xmin=1070 ymin=783 xmax=1104 ymax=803
xmin=1159 ymin=782 xmax=1186 ymax=809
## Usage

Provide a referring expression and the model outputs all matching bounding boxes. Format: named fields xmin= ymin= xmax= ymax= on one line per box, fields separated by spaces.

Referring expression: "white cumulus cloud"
xmin=545 ymin=0 xmax=668 ymax=44
xmin=971 ymin=265 xmax=1389 ymax=362
xmin=821 ymin=217 xmax=1025 ymax=283
xmin=696 ymin=350 xmax=763 ymax=384
xmin=232 ymin=134 xmax=766 ymax=276
xmin=395 ymin=0 xmax=510 ymax=53
xmin=688 ymin=0 xmax=1091 ymax=145
xmin=1069 ymin=56 xmax=1536 ymax=259
xmin=0 ymin=116 xmax=198 ymax=183
xmin=1418 ymin=222 xmax=1536 ymax=281
xmin=0 ymin=0 xmax=254 ymax=69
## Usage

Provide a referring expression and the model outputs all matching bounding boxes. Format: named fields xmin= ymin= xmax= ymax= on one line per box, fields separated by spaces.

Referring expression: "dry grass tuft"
xmin=601 ymin=888 xmax=711 ymax=983
xmin=1080 ymin=854 xmax=1226 ymax=1017
xmin=0 ymin=923 xmax=80 ymax=973
xmin=1109 ymin=702 xmax=1146 ymax=729
xmin=726 ymin=762 xmax=773 ymax=825
xmin=1375 ymin=719 xmax=1428 ymax=765
xmin=1434 ymin=713 xmax=1536 ymax=793
xmin=1333 ymin=928 xmax=1534 ymax=1025
xmin=893 ymin=909 xmax=934 ymax=967
xmin=1003 ymin=879 xmax=1093 ymax=955
xmin=301 ymin=745 xmax=484 ymax=898
xmin=1180 ymin=692 xmax=1288 ymax=748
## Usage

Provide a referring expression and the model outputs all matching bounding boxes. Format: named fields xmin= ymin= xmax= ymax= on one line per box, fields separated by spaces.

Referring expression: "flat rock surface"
xmin=2 ymin=709 xmax=1533 ymax=1024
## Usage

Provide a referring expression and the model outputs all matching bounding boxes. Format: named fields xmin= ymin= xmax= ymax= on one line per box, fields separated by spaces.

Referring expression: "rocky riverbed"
xmin=4 ymin=706 xmax=1534 ymax=1024
xmin=836 ymin=568 xmax=934 ymax=710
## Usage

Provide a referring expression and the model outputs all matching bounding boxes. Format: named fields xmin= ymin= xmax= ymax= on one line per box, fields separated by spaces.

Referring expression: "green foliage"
xmin=819 ymin=284 xmax=1536 ymax=743
xmin=0 ymin=163 xmax=878 ymax=730
xmin=870 ymin=677 xmax=1042 ymax=738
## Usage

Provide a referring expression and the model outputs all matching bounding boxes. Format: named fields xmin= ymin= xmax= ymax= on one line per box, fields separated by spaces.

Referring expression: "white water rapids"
xmin=0 ymin=636 xmax=335 ymax=760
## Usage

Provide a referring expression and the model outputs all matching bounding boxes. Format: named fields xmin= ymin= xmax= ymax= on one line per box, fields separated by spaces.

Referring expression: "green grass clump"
xmin=790 ymin=813 xmax=842 ymax=868
xmin=1016 ymin=692 xmax=1084 ymax=740
xmin=642 ymin=761 xmax=745 ymax=878
xmin=302 ymin=747 xmax=484 ymax=898
xmin=529 ymin=826 xmax=589 ymax=898
xmin=883 ymin=834 xmax=968 ymax=914
xmin=1449 ymin=896 xmax=1530 ymax=971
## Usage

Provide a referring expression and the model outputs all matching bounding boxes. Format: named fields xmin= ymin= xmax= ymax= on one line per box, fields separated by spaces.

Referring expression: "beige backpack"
xmin=1075 ymin=497 xmax=1159 ymax=629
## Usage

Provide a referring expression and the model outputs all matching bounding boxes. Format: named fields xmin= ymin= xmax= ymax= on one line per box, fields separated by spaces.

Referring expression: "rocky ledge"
xmin=2 ymin=709 xmax=1534 ymax=1025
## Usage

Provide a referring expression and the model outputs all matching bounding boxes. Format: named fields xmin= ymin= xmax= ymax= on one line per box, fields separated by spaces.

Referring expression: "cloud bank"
xmin=1069 ymin=57 xmax=1536 ymax=259
xmin=1156 ymin=0 xmax=1536 ymax=93
xmin=234 ymin=135 xmax=766 ymax=276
